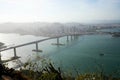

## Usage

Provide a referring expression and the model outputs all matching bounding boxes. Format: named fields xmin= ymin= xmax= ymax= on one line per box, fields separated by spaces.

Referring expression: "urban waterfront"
xmin=0 ymin=28 xmax=120 ymax=76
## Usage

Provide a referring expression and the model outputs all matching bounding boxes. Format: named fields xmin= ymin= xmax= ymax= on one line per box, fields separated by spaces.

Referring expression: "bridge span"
xmin=0 ymin=34 xmax=79 ymax=63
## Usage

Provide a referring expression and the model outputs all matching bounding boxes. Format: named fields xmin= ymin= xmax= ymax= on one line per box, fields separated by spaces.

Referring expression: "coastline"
xmin=0 ymin=42 xmax=6 ymax=49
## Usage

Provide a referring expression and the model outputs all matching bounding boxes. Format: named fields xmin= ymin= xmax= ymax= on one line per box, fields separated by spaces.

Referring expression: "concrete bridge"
xmin=0 ymin=34 xmax=79 ymax=63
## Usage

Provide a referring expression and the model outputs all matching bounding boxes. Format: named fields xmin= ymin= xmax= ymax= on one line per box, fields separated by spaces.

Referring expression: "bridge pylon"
xmin=67 ymin=35 xmax=69 ymax=42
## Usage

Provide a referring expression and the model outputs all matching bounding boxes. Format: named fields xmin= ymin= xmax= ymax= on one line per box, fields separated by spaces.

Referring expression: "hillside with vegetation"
xmin=0 ymin=59 xmax=120 ymax=80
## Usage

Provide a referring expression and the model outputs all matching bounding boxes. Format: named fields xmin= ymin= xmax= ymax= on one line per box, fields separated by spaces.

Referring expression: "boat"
xmin=99 ymin=53 xmax=104 ymax=56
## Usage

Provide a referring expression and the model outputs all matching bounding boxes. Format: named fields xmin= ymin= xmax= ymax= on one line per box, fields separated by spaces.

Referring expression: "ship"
xmin=99 ymin=53 xmax=104 ymax=56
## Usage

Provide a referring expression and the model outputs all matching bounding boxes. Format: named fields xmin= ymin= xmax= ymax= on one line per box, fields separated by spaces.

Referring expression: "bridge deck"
xmin=0 ymin=35 xmax=66 ymax=52
xmin=0 ymin=33 xmax=80 ymax=52
xmin=0 ymin=34 xmax=79 ymax=63
xmin=0 ymin=37 xmax=53 ymax=52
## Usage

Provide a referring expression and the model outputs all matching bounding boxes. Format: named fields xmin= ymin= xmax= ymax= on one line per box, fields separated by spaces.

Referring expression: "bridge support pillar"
xmin=71 ymin=35 xmax=73 ymax=40
xmin=57 ymin=37 xmax=59 ymax=44
xmin=36 ymin=43 xmax=38 ymax=51
xmin=13 ymin=48 xmax=17 ymax=57
xmin=0 ymin=52 xmax=1 ymax=63
xmin=74 ymin=34 xmax=76 ymax=39
xmin=67 ymin=36 xmax=69 ymax=42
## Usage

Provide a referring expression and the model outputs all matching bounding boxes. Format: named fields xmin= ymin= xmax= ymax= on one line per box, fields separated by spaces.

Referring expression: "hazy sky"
xmin=0 ymin=0 xmax=120 ymax=23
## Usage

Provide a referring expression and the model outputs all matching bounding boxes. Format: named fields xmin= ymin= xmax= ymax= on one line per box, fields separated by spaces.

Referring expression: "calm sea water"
xmin=0 ymin=28 xmax=120 ymax=76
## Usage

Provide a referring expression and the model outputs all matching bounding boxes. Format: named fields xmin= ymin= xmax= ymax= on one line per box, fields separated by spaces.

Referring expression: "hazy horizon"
xmin=0 ymin=0 xmax=120 ymax=23
xmin=0 ymin=20 xmax=120 ymax=24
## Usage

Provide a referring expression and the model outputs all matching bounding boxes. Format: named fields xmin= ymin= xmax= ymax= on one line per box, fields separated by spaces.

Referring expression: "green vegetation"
xmin=0 ymin=57 xmax=120 ymax=80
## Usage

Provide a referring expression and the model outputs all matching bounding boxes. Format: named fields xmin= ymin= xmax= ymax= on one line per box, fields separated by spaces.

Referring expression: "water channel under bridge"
xmin=0 ymin=34 xmax=80 ymax=63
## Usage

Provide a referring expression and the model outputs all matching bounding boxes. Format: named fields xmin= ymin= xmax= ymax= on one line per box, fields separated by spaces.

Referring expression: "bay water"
xmin=0 ymin=28 xmax=120 ymax=76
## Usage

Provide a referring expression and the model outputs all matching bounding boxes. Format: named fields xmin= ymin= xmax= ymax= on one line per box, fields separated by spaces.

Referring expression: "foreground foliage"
xmin=0 ymin=58 xmax=120 ymax=80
